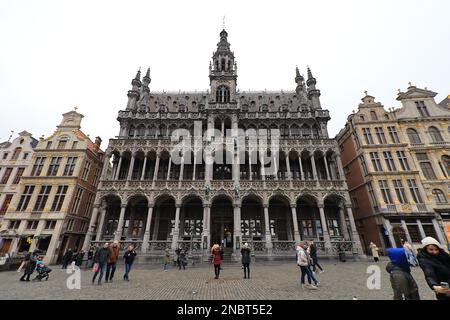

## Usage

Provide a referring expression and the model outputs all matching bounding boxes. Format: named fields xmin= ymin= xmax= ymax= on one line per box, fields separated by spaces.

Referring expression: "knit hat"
xmin=421 ymin=237 xmax=443 ymax=249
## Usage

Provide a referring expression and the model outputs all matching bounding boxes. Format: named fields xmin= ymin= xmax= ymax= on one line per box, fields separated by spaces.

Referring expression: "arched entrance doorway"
xmin=210 ymin=196 xmax=233 ymax=248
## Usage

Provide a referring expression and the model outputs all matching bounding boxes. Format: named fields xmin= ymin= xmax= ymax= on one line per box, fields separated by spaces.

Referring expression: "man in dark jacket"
xmin=61 ymin=248 xmax=73 ymax=269
xmin=123 ymin=245 xmax=137 ymax=281
xmin=308 ymin=240 xmax=324 ymax=273
xmin=417 ymin=237 xmax=450 ymax=300
xmin=86 ymin=246 xmax=95 ymax=269
xmin=241 ymin=243 xmax=251 ymax=279
xmin=75 ymin=250 xmax=84 ymax=267
xmin=92 ymin=243 xmax=110 ymax=285
xmin=386 ymin=248 xmax=420 ymax=300
xmin=19 ymin=252 xmax=33 ymax=281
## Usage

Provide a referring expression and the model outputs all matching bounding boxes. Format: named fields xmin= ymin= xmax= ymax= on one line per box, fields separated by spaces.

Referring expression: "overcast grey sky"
xmin=1 ymin=0 xmax=449 ymax=148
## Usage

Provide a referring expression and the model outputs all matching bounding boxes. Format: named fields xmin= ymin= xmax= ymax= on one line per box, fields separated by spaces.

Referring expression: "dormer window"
xmin=415 ymin=101 xmax=430 ymax=117
xmin=179 ymin=105 xmax=186 ymax=113
xmin=370 ymin=111 xmax=378 ymax=120
xmin=261 ymin=105 xmax=268 ymax=112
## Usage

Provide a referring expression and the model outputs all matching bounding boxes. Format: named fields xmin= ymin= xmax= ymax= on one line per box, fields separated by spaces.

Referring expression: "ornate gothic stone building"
xmin=83 ymin=29 xmax=363 ymax=261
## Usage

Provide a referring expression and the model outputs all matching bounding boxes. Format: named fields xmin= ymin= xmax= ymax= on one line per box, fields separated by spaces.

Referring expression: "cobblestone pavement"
xmin=0 ymin=259 xmax=436 ymax=300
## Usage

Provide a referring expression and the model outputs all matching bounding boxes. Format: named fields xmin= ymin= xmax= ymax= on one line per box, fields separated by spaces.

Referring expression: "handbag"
xmin=92 ymin=262 xmax=99 ymax=273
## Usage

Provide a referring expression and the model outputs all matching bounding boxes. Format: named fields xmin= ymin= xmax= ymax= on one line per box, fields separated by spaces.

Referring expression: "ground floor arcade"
xmin=83 ymin=193 xmax=364 ymax=260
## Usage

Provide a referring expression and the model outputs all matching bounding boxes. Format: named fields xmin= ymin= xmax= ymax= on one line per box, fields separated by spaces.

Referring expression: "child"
xmin=33 ymin=256 xmax=51 ymax=281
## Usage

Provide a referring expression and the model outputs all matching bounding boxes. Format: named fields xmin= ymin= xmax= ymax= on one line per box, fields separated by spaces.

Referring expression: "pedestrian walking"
xmin=369 ymin=242 xmax=380 ymax=262
xmin=179 ymin=249 xmax=187 ymax=270
xmin=105 ymin=240 xmax=120 ymax=282
xmin=19 ymin=252 xmax=33 ymax=281
xmin=123 ymin=245 xmax=137 ymax=281
xmin=241 ymin=243 xmax=251 ymax=279
xmin=417 ymin=237 xmax=450 ymax=301
xmin=86 ymin=246 xmax=95 ymax=270
xmin=211 ymin=244 xmax=222 ymax=279
xmin=17 ymin=252 xmax=29 ymax=273
xmin=296 ymin=241 xmax=317 ymax=290
xmin=92 ymin=242 xmax=110 ymax=285
xmin=402 ymin=240 xmax=418 ymax=267
xmin=163 ymin=248 xmax=170 ymax=271
xmin=306 ymin=243 xmax=320 ymax=286
xmin=175 ymin=246 xmax=181 ymax=267
xmin=75 ymin=250 xmax=84 ymax=267
xmin=61 ymin=248 xmax=73 ymax=269
xmin=386 ymin=248 xmax=420 ymax=300
xmin=308 ymin=240 xmax=324 ymax=273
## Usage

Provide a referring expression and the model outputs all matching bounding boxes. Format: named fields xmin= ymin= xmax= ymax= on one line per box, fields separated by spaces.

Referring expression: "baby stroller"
xmin=33 ymin=258 xmax=52 ymax=281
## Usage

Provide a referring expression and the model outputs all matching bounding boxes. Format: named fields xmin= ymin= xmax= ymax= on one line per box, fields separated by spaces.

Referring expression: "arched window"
xmin=216 ymin=86 xmax=230 ymax=103
xmin=128 ymin=126 xmax=136 ymax=138
xmin=428 ymin=126 xmax=443 ymax=143
xmin=241 ymin=104 xmax=248 ymax=112
xmin=432 ymin=189 xmax=447 ymax=204
xmin=221 ymin=58 xmax=226 ymax=71
xmin=301 ymin=124 xmax=311 ymax=138
xmin=261 ymin=104 xmax=268 ymax=112
xmin=370 ymin=111 xmax=378 ymax=120
xmin=407 ymin=128 xmax=422 ymax=144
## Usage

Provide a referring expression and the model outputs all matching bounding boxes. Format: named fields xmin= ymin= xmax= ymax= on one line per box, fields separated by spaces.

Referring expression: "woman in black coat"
xmin=241 ymin=243 xmax=251 ymax=279
xmin=417 ymin=237 xmax=450 ymax=300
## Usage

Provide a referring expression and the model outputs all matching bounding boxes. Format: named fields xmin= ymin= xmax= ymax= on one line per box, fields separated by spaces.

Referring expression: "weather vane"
xmin=223 ymin=16 xmax=225 ymax=29
xmin=74 ymin=106 xmax=78 ymax=112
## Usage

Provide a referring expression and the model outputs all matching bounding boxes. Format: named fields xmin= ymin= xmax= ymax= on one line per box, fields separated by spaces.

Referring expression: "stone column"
xmin=431 ymin=218 xmax=446 ymax=245
xmin=401 ymin=219 xmax=413 ymax=243
xmin=114 ymin=204 xmax=127 ymax=241
xmin=96 ymin=205 xmax=106 ymax=241
xmin=335 ymin=154 xmax=345 ymax=180
xmin=127 ymin=155 xmax=135 ymax=181
xmin=192 ymin=153 xmax=197 ymax=181
xmin=298 ymin=156 xmax=304 ymax=180
xmin=248 ymin=149 xmax=252 ymax=180
xmin=290 ymin=204 xmax=301 ymax=243
xmin=140 ymin=155 xmax=148 ymax=180
xmin=202 ymin=204 xmax=211 ymax=252
xmin=179 ymin=155 xmax=185 ymax=182
xmin=383 ymin=218 xmax=396 ymax=248
xmin=114 ymin=156 xmax=122 ymax=180
xmin=339 ymin=205 xmax=350 ymax=240
xmin=318 ymin=203 xmax=331 ymax=252
xmin=221 ymin=120 xmax=225 ymax=138
xmin=416 ymin=219 xmax=426 ymax=240
xmin=323 ymin=156 xmax=331 ymax=180
xmin=234 ymin=204 xmax=242 ymax=252
xmin=285 ymin=154 xmax=291 ymax=180
xmin=166 ymin=156 xmax=172 ymax=180
xmin=100 ymin=153 xmax=111 ymax=180
xmin=310 ymin=154 xmax=318 ymax=180
xmin=141 ymin=204 xmax=154 ymax=253
xmin=153 ymin=154 xmax=160 ymax=181
xmin=263 ymin=204 xmax=273 ymax=251
xmin=82 ymin=204 xmax=100 ymax=251
xmin=345 ymin=204 xmax=364 ymax=256
xmin=171 ymin=204 xmax=181 ymax=250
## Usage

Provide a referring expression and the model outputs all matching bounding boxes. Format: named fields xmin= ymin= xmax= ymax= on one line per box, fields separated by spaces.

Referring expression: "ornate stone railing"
xmin=119 ymin=240 xmax=143 ymax=251
xmin=177 ymin=240 xmax=203 ymax=253
xmin=330 ymin=241 xmax=354 ymax=254
xmin=272 ymin=241 xmax=296 ymax=254
xmin=249 ymin=241 xmax=267 ymax=253
xmin=148 ymin=240 xmax=172 ymax=251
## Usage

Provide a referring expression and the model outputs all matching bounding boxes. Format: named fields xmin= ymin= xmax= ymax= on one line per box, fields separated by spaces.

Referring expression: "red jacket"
xmin=212 ymin=248 xmax=221 ymax=265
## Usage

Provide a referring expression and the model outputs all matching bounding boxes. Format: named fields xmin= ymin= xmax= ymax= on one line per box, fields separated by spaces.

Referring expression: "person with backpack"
xmin=386 ymin=248 xmax=420 ymax=300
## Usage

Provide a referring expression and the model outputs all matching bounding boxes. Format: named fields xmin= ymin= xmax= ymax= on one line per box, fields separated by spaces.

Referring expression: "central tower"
xmin=209 ymin=29 xmax=237 ymax=107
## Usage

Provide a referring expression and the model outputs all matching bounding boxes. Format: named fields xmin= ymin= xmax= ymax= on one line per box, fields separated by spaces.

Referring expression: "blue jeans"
xmin=92 ymin=262 xmax=106 ymax=284
xmin=300 ymin=266 xmax=311 ymax=284
xmin=124 ymin=263 xmax=132 ymax=279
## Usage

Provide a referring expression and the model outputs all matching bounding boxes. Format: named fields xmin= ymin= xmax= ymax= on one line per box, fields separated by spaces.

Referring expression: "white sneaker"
xmin=308 ymin=284 xmax=318 ymax=290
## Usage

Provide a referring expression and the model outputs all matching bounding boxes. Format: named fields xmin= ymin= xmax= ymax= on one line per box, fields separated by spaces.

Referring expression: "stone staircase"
xmin=221 ymin=247 xmax=234 ymax=262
